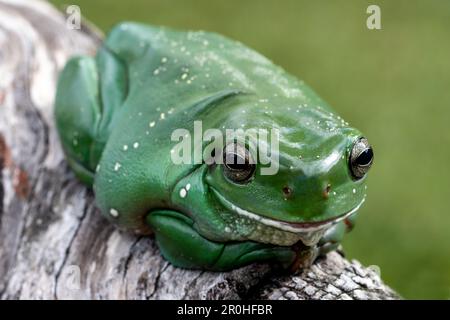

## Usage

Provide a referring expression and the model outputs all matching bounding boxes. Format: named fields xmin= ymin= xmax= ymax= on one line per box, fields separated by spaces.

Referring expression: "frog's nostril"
xmin=282 ymin=186 xmax=292 ymax=199
xmin=322 ymin=184 xmax=331 ymax=199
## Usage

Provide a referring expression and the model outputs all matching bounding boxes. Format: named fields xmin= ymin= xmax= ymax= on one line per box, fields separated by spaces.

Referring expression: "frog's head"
xmin=201 ymin=95 xmax=374 ymax=242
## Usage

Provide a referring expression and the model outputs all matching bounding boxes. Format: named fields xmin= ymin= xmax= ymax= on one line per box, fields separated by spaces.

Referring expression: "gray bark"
xmin=0 ymin=0 xmax=400 ymax=300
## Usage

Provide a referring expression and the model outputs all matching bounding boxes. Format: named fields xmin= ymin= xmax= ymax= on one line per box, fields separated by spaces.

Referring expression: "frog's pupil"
xmin=225 ymin=153 xmax=248 ymax=170
xmin=356 ymin=148 xmax=373 ymax=166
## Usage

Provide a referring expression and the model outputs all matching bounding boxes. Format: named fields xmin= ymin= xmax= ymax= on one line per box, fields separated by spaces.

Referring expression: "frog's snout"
xmin=280 ymin=137 xmax=374 ymax=206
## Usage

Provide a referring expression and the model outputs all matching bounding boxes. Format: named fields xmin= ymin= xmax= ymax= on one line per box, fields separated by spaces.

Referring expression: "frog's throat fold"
xmin=210 ymin=187 xmax=365 ymax=234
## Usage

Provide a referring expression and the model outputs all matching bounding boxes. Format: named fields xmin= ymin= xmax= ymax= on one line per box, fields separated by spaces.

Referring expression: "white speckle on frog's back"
xmin=123 ymin=145 xmax=128 ymax=151
xmin=149 ymin=121 xmax=155 ymax=127
xmin=160 ymin=113 xmax=165 ymax=120
xmin=186 ymin=183 xmax=191 ymax=191
xmin=353 ymin=188 xmax=356 ymax=194
xmin=110 ymin=208 xmax=119 ymax=217
xmin=114 ymin=162 xmax=122 ymax=171
xmin=224 ymin=226 xmax=231 ymax=233
xmin=133 ymin=142 xmax=139 ymax=149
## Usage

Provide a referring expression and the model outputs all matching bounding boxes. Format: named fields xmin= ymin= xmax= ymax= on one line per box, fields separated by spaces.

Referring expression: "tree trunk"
xmin=0 ymin=0 xmax=400 ymax=300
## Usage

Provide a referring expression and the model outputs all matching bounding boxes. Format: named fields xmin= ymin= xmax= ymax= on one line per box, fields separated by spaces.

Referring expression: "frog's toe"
xmin=318 ymin=212 xmax=357 ymax=256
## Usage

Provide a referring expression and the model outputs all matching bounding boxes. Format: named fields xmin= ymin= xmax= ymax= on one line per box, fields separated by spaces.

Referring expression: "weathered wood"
xmin=0 ymin=0 xmax=399 ymax=300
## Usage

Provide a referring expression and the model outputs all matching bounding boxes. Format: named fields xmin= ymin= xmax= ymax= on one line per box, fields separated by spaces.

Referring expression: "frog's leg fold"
xmin=147 ymin=210 xmax=296 ymax=271
xmin=54 ymin=47 xmax=127 ymax=186
xmin=318 ymin=212 xmax=358 ymax=255
xmin=55 ymin=56 xmax=100 ymax=185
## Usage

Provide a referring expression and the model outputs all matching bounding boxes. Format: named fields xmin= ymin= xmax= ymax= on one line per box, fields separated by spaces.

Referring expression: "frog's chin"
xmin=211 ymin=187 xmax=365 ymax=235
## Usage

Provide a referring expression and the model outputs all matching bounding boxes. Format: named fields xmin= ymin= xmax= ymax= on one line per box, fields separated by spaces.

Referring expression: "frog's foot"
xmin=147 ymin=210 xmax=296 ymax=271
xmin=54 ymin=48 xmax=127 ymax=186
xmin=317 ymin=212 xmax=357 ymax=255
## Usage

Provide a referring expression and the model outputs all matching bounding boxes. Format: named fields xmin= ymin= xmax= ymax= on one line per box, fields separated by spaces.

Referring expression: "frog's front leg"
xmin=54 ymin=47 xmax=127 ymax=186
xmin=147 ymin=210 xmax=296 ymax=271
xmin=318 ymin=212 xmax=358 ymax=255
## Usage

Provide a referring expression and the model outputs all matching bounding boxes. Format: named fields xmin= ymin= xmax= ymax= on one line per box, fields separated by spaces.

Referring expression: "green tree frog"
xmin=55 ymin=23 xmax=374 ymax=271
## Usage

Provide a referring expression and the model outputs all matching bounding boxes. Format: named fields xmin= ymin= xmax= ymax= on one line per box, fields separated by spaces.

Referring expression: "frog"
xmin=54 ymin=22 xmax=374 ymax=271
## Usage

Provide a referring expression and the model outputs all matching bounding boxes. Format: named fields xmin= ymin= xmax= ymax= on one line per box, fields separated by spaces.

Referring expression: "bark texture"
xmin=0 ymin=0 xmax=400 ymax=300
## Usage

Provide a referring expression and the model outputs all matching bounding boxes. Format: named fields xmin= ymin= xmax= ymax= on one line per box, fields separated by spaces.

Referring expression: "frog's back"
xmin=103 ymin=22 xmax=327 ymax=110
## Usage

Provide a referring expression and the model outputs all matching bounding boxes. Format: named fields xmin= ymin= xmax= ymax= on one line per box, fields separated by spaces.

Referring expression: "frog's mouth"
xmin=210 ymin=187 xmax=365 ymax=234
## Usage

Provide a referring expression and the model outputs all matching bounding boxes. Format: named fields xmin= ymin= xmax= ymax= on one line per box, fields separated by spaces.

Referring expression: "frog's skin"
xmin=55 ymin=22 xmax=373 ymax=271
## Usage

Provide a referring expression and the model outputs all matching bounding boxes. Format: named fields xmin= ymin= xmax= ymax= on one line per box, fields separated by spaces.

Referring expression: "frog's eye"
xmin=349 ymin=137 xmax=374 ymax=180
xmin=222 ymin=143 xmax=256 ymax=183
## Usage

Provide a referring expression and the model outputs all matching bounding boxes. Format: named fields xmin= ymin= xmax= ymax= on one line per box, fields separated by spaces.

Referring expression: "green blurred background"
xmin=49 ymin=0 xmax=450 ymax=299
